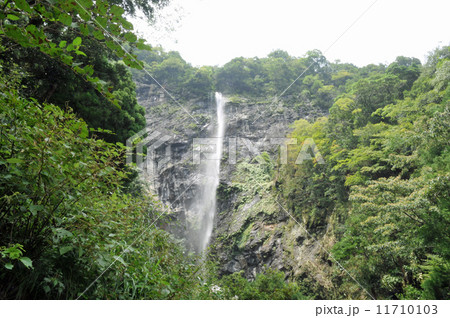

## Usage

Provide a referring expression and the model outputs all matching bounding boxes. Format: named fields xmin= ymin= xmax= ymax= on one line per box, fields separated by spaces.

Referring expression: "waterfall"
xmin=188 ymin=92 xmax=226 ymax=253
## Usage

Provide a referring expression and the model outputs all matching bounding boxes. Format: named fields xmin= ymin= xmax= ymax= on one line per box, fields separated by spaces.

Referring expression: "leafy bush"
xmin=0 ymin=73 xmax=206 ymax=299
xmin=219 ymin=268 xmax=310 ymax=300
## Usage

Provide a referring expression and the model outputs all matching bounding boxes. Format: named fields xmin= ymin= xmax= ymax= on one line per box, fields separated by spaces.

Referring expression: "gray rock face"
xmin=136 ymin=84 xmax=333 ymax=289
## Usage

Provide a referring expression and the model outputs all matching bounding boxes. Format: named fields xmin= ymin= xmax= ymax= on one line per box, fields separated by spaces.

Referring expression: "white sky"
xmin=132 ymin=0 xmax=450 ymax=67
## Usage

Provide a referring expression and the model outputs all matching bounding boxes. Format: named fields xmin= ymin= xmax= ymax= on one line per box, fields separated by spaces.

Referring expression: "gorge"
xmin=136 ymin=72 xmax=333 ymax=289
xmin=1 ymin=3 xmax=448 ymax=298
xmin=131 ymin=46 xmax=450 ymax=300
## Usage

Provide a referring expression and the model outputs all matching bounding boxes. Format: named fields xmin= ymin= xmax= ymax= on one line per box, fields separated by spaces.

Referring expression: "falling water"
xmin=189 ymin=92 xmax=226 ymax=253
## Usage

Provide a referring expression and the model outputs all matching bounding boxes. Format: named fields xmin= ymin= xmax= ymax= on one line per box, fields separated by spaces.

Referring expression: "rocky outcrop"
xmin=136 ymin=83 xmax=333 ymax=290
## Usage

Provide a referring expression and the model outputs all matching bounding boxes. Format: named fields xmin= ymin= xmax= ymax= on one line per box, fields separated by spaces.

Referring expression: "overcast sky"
xmin=131 ymin=0 xmax=450 ymax=67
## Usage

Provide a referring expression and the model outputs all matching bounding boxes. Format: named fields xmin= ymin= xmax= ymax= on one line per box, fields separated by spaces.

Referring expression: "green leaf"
xmin=59 ymin=246 xmax=73 ymax=255
xmin=110 ymin=5 xmax=125 ymax=16
xmin=96 ymin=0 xmax=107 ymax=15
xmin=54 ymin=228 xmax=73 ymax=239
xmin=4 ymin=25 xmax=28 ymax=45
xmin=123 ymin=32 xmax=137 ymax=43
xmin=73 ymin=66 xmax=85 ymax=75
xmin=78 ymin=0 xmax=94 ymax=9
xmin=136 ymin=41 xmax=151 ymax=51
xmin=29 ymin=204 xmax=43 ymax=216
xmin=5 ymin=263 xmax=13 ymax=270
xmin=7 ymin=14 xmax=20 ymax=21
xmin=3 ymin=244 xmax=24 ymax=259
xmin=25 ymin=24 xmax=37 ymax=34
xmin=72 ymin=37 xmax=82 ymax=46
xmin=15 ymin=0 xmax=32 ymax=13
xmin=93 ymin=29 xmax=105 ymax=40
xmin=80 ymin=125 xmax=89 ymax=138
xmin=83 ymin=65 xmax=94 ymax=76
xmin=78 ymin=10 xmax=90 ymax=22
xmin=19 ymin=257 xmax=33 ymax=269
xmin=118 ymin=17 xmax=133 ymax=30
xmin=110 ymin=24 xmax=120 ymax=36
xmin=113 ymin=255 xmax=127 ymax=266
xmin=59 ymin=14 xmax=72 ymax=26
xmin=60 ymin=54 xmax=73 ymax=65
xmin=59 ymin=40 xmax=67 ymax=48
xmin=6 ymin=158 xmax=23 ymax=164
xmin=75 ymin=50 xmax=87 ymax=56
xmin=95 ymin=16 xmax=107 ymax=28
xmin=80 ymin=23 xmax=89 ymax=36
xmin=78 ymin=247 xmax=84 ymax=258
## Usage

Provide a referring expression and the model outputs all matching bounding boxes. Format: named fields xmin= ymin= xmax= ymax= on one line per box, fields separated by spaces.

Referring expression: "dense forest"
xmin=0 ymin=0 xmax=448 ymax=300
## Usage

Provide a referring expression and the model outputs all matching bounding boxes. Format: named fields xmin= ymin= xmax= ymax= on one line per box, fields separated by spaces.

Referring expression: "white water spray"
xmin=189 ymin=92 xmax=226 ymax=253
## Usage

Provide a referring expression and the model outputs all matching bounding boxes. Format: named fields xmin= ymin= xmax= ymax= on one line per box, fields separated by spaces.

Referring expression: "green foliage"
xmin=0 ymin=244 xmax=33 ymax=270
xmin=132 ymin=48 xmax=345 ymax=108
xmin=219 ymin=268 xmax=310 ymax=300
xmin=420 ymin=256 xmax=450 ymax=300
xmin=280 ymin=117 xmax=339 ymax=229
xmin=276 ymin=46 xmax=449 ymax=299
xmin=1 ymin=4 xmax=448 ymax=299
xmin=237 ymin=222 xmax=254 ymax=249
xmin=386 ymin=56 xmax=421 ymax=91
xmin=0 ymin=0 xmax=154 ymax=106
xmin=0 ymin=69 xmax=310 ymax=300
xmin=215 ymin=50 xmax=337 ymax=103
xmin=0 ymin=0 xmax=152 ymax=144
xmin=131 ymin=48 xmax=214 ymax=101
xmin=0 ymin=73 xmax=208 ymax=299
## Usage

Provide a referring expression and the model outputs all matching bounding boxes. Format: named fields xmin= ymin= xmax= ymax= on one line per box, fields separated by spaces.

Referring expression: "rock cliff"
xmin=136 ymin=82 xmax=334 ymax=294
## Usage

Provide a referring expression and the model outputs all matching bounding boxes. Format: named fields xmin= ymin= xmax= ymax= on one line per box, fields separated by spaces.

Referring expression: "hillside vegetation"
xmin=0 ymin=0 xmax=448 ymax=300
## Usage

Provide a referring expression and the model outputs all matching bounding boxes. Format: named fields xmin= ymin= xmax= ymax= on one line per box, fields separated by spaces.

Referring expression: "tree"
xmin=330 ymin=47 xmax=450 ymax=299
xmin=0 ymin=70 xmax=213 ymax=300
xmin=184 ymin=66 xmax=214 ymax=99
xmin=0 ymin=0 xmax=153 ymax=99
xmin=216 ymin=57 xmax=256 ymax=95
xmin=387 ymin=56 xmax=421 ymax=91
xmin=0 ymin=0 xmax=159 ymax=142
